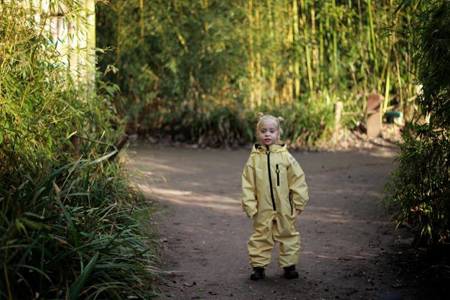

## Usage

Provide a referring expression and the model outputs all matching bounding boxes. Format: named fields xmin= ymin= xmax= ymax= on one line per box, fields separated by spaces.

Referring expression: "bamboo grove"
xmin=97 ymin=0 xmax=419 ymax=147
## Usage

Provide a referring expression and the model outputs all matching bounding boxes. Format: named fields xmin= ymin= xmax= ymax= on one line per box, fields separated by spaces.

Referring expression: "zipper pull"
xmin=276 ymin=164 xmax=280 ymax=186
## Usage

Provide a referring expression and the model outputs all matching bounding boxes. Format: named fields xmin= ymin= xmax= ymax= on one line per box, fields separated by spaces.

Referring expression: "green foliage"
xmin=257 ymin=97 xmax=335 ymax=148
xmin=387 ymin=0 xmax=450 ymax=247
xmin=136 ymin=100 xmax=332 ymax=148
xmin=1 ymin=160 xmax=158 ymax=299
xmin=96 ymin=0 xmax=246 ymax=132
xmin=416 ymin=1 xmax=450 ymax=128
xmin=0 ymin=3 xmax=157 ymax=299
xmin=387 ymin=125 xmax=450 ymax=245
xmin=96 ymin=0 xmax=419 ymax=147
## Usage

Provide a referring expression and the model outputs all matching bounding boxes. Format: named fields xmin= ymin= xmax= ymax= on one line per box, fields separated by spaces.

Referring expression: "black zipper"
xmin=289 ymin=197 xmax=293 ymax=215
xmin=266 ymin=148 xmax=277 ymax=211
xmin=276 ymin=164 xmax=280 ymax=186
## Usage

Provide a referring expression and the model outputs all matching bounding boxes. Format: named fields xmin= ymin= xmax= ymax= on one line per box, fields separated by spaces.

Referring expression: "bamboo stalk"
xmin=267 ymin=0 xmax=277 ymax=105
xmin=140 ymin=0 xmax=144 ymax=41
xmin=318 ymin=17 xmax=324 ymax=88
xmin=255 ymin=2 xmax=261 ymax=106
xmin=331 ymin=0 xmax=338 ymax=83
xmin=367 ymin=0 xmax=378 ymax=72
xmin=247 ymin=0 xmax=255 ymax=108
xmin=299 ymin=0 xmax=313 ymax=94
xmin=293 ymin=0 xmax=300 ymax=98
xmin=395 ymin=54 xmax=403 ymax=113
xmin=383 ymin=62 xmax=391 ymax=113
xmin=284 ymin=0 xmax=293 ymax=102
xmin=115 ymin=4 xmax=121 ymax=67
xmin=332 ymin=31 xmax=338 ymax=82
xmin=310 ymin=1 xmax=317 ymax=90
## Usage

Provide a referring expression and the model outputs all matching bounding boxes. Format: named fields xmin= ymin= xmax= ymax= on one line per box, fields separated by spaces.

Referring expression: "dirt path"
xmin=128 ymin=144 xmax=413 ymax=300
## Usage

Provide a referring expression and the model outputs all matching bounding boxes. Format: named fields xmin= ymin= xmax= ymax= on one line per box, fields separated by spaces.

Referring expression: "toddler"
xmin=241 ymin=114 xmax=309 ymax=280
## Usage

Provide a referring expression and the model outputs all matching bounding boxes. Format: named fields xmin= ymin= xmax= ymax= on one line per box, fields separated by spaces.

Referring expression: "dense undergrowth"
xmin=386 ymin=0 xmax=450 ymax=249
xmin=140 ymin=99 xmax=334 ymax=148
xmin=0 ymin=3 xmax=158 ymax=299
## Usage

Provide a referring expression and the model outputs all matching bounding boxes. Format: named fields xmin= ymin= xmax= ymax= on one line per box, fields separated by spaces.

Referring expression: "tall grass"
xmin=0 ymin=3 xmax=158 ymax=298
xmin=1 ymin=159 xmax=158 ymax=299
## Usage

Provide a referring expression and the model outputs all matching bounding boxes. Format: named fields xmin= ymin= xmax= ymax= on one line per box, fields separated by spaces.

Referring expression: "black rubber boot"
xmin=250 ymin=267 xmax=265 ymax=281
xmin=283 ymin=265 xmax=299 ymax=279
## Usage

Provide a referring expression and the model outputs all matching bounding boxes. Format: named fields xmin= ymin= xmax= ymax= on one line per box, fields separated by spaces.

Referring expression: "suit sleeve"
xmin=241 ymin=157 xmax=257 ymax=218
xmin=287 ymin=153 xmax=309 ymax=211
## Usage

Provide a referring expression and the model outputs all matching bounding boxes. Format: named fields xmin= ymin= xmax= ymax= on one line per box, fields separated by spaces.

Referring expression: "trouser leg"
xmin=273 ymin=216 xmax=300 ymax=268
xmin=248 ymin=219 xmax=274 ymax=267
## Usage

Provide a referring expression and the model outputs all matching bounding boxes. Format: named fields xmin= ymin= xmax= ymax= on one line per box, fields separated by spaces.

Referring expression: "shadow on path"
xmin=128 ymin=144 xmax=417 ymax=300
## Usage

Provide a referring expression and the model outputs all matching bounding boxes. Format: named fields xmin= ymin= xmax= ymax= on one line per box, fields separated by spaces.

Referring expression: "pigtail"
xmin=277 ymin=116 xmax=284 ymax=136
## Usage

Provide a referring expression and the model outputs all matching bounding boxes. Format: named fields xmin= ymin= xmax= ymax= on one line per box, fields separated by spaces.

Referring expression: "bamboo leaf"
xmin=69 ymin=252 xmax=99 ymax=300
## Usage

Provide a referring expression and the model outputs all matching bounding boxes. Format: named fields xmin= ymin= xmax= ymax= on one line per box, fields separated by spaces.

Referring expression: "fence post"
xmin=333 ymin=101 xmax=343 ymax=145
xmin=366 ymin=93 xmax=383 ymax=139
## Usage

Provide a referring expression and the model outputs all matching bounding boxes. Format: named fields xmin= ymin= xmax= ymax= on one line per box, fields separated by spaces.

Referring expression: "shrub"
xmin=0 ymin=3 xmax=158 ymax=298
xmin=386 ymin=0 xmax=450 ymax=247
xmin=387 ymin=125 xmax=449 ymax=245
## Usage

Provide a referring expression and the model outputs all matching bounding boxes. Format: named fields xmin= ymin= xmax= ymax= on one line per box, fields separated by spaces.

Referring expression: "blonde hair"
xmin=256 ymin=113 xmax=284 ymax=137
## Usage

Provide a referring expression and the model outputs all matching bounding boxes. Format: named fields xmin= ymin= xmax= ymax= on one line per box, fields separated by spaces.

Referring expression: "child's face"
xmin=258 ymin=120 xmax=279 ymax=146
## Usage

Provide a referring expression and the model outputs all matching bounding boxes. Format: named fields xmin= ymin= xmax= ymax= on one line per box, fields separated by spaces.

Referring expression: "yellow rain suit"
xmin=241 ymin=144 xmax=309 ymax=268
